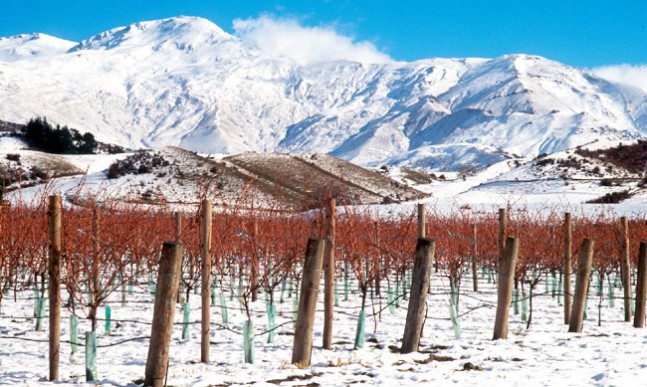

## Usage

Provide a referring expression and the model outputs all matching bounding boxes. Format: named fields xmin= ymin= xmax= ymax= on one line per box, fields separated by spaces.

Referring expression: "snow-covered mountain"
xmin=0 ymin=16 xmax=645 ymax=170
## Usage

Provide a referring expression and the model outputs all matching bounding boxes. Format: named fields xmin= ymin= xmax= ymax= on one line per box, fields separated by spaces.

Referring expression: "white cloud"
xmin=232 ymin=15 xmax=392 ymax=66
xmin=592 ymin=64 xmax=647 ymax=94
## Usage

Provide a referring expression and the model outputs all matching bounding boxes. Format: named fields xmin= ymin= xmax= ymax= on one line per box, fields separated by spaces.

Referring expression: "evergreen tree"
xmin=80 ymin=132 xmax=98 ymax=154
xmin=22 ymin=117 xmax=97 ymax=154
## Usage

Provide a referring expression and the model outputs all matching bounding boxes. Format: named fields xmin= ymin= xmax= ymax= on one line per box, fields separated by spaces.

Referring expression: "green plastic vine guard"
xmin=231 ymin=267 xmax=237 ymax=292
xmin=557 ymin=274 xmax=563 ymax=305
xmin=219 ymin=292 xmax=229 ymax=325
xmin=608 ymin=281 xmax=614 ymax=308
xmin=280 ymin=279 xmax=286 ymax=303
xmin=450 ymin=282 xmax=459 ymax=314
xmin=211 ymin=286 xmax=216 ymax=307
xmin=512 ymin=289 xmax=519 ymax=315
xmin=354 ymin=310 xmax=366 ymax=349
xmin=584 ymin=296 xmax=589 ymax=320
xmin=402 ymin=276 xmax=408 ymax=300
xmin=243 ymin=320 xmax=254 ymax=364
xmin=449 ymin=299 xmax=461 ymax=339
xmin=344 ymin=262 xmax=350 ymax=301
xmin=551 ymin=276 xmax=557 ymax=298
xmin=481 ymin=266 xmax=486 ymax=279
xmin=334 ymin=281 xmax=340 ymax=307
xmin=85 ymin=331 xmax=97 ymax=382
xmin=394 ymin=282 xmax=400 ymax=308
xmin=487 ymin=268 xmax=492 ymax=284
xmin=33 ymin=288 xmax=40 ymax=317
xmin=596 ymin=275 xmax=603 ymax=297
xmin=267 ymin=304 xmax=276 ymax=344
xmin=287 ymin=278 xmax=294 ymax=299
xmin=127 ymin=282 xmax=134 ymax=295
xmin=344 ymin=277 xmax=350 ymax=302
xmin=521 ymin=291 xmax=528 ymax=321
xmin=237 ymin=276 xmax=244 ymax=307
xmin=35 ymin=297 xmax=45 ymax=331
xmin=70 ymin=315 xmax=79 ymax=354
xmin=545 ymin=275 xmax=549 ymax=294
xmin=182 ymin=303 xmax=190 ymax=340
xmin=104 ymin=306 xmax=111 ymax=336
xmin=387 ymin=288 xmax=396 ymax=314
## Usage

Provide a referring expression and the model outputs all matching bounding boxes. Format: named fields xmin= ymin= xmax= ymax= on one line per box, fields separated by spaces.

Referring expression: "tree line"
xmin=22 ymin=117 xmax=97 ymax=154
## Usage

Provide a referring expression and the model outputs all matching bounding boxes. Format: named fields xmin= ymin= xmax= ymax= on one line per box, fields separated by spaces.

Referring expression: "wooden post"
xmin=200 ymin=200 xmax=212 ymax=363
xmin=568 ymin=239 xmax=594 ymax=333
xmin=634 ymin=242 xmax=647 ymax=328
xmin=401 ymin=238 xmax=435 ymax=353
xmin=0 ymin=204 xmax=2 ymax=311
xmin=292 ymin=239 xmax=324 ymax=366
xmin=48 ymin=195 xmax=62 ymax=381
xmin=174 ymin=211 xmax=182 ymax=242
xmin=417 ymin=203 xmax=426 ymax=238
xmin=90 ymin=207 xmax=101 ymax=333
xmin=620 ymin=216 xmax=632 ymax=322
xmin=418 ymin=203 xmax=434 ymax=284
xmin=472 ymin=224 xmax=478 ymax=292
xmin=251 ymin=218 xmax=259 ymax=302
xmin=498 ymin=208 xmax=506 ymax=263
xmin=492 ymin=236 xmax=519 ymax=340
xmin=174 ymin=211 xmax=182 ymax=305
xmin=563 ymin=212 xmax=572 ymax=324
xmin=374 ymin=221 xmax=381 ymax=297
xmin=323 ymin=198 xmax=335 ymax=350
xmin=145 ymin=242 xmax=184 ymax=387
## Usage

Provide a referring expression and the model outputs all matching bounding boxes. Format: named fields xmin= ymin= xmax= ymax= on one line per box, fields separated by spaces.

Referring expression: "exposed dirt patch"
xmin=267 ymin=372 xmax=322 ymax=385
xmin=462 ymin=362 xmax=483 ymax=371
xmin=414 ymin=354 xmax=456 ymax=364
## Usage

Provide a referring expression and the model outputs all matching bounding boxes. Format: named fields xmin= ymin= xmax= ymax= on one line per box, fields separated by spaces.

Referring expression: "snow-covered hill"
xmin=0 ymin=16 xmax=645 ymax=170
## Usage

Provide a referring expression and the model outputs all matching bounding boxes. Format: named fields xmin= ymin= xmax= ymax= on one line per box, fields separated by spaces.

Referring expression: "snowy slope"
xmin=0 ymin=33 xmax=76 ymax=61
xmin=0 ymin=16 xmax=645 ymax=170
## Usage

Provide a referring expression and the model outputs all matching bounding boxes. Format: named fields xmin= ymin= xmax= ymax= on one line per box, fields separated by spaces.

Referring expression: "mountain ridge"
xmin=0 ymin=16 xmax=645 ymax=171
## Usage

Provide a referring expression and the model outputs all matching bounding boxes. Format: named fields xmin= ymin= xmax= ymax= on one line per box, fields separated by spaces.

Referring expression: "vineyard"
xmin=1 ymin=194 xmax=647 ymax=386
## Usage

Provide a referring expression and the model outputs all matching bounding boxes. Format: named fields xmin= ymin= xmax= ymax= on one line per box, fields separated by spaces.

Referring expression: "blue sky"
xmin=1 ymin=0 xmax=645 ymax=68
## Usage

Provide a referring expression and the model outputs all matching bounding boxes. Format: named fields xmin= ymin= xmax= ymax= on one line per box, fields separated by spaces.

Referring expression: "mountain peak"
xmin=69 ymin=16 xmax=233 ymax=52
xmin=0 ymin=32 xmax=76 ymax=61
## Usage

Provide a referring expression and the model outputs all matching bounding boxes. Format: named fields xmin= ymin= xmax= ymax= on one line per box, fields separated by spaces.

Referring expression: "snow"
xmin=0 ymin=33 xmax=76 ymax=62
xmin=0 ymin=17 xmax=644 ymax=171
xmin=1 ymin=270 xmax=645 ymax=386
xmin=0 ymin=136 xmax=28 ymax=152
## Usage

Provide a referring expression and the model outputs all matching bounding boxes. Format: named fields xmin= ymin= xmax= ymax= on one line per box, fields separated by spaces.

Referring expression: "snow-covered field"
xmin=1 ymin=270 xmax=645 ymax=386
